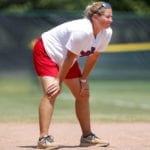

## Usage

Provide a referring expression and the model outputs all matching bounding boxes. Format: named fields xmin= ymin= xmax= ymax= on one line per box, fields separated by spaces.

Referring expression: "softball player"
xmin=33 ymin=1 xmax=113 ymax=149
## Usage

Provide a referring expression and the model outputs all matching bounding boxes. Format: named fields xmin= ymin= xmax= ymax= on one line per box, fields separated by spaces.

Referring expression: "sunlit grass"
xmin=0 ymin=76 xmax=150 ymax=122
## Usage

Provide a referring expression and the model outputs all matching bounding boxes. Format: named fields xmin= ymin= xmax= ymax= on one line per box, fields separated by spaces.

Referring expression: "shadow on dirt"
xmin=18 ymin=145 xmax=82 ymax=149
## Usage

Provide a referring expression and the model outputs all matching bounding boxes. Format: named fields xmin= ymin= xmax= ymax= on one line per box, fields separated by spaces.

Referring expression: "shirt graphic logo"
xmin=80 ymin=47 xmax=96 ymax=57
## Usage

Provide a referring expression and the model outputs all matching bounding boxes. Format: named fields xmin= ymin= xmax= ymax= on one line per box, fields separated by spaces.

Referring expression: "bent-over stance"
xmin=32 ymin=1 xmax=113 ymax=149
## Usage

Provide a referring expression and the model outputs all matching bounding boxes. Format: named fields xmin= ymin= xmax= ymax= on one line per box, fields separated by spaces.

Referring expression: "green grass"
xmin=0 ymin=76 xmax=150 ymax=122
xmin=89 ymin=80 xmax=150 ymax=122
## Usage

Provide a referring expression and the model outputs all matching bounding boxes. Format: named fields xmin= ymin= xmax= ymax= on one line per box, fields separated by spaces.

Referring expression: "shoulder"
xmin=68 ymin=19 xmax=93 ymax=40
xmin=69 ymin=18 xmax=91 ymax=26
xmin=103 ymin=27 xmax=113 ymax=36
xmin=68 ymin=18 xmax=92 ymax=33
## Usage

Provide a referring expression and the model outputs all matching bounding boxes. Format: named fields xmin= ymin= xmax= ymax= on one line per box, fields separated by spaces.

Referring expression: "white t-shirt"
xmin=41 ymin=18 xmax=112 ymax=66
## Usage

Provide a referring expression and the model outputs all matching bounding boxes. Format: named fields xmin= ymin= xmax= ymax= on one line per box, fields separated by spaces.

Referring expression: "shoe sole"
xmin=37 ymin=144 xmax=60 ymax=149
xmin=97 ymin=143 xmax=110 ymax=147
xmin=80 ymin=142 xmax=109 ymax=147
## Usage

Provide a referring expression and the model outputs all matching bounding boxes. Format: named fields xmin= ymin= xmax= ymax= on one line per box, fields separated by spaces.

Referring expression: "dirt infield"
xmin=0 ymin=122 xmax=150 ymax=150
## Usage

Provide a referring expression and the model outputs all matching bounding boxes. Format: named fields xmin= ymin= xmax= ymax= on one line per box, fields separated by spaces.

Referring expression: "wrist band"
xmin=80 ymin=79 xmax=87 ymax=83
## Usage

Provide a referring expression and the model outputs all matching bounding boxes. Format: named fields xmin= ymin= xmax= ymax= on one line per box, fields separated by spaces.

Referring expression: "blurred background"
xmin=0 ymin=0 xmax=150 ymax=79
xmin=0 ymin=0 xmax=150 ymax=122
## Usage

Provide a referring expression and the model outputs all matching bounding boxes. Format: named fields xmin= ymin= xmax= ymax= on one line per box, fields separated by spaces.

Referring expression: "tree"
xmin=0 ymin=0 xmax=150 ymax=14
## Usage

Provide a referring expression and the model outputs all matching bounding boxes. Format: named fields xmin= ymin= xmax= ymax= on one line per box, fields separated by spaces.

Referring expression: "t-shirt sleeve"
xmin=97 ymin=28 xmax=113 ymax=52
xmin=65 ymin=31 xmax=90 ymax=56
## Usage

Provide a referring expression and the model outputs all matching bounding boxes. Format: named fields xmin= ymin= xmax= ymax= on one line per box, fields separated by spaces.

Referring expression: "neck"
xmin=92 ymin=23 xmax=102 ymax=38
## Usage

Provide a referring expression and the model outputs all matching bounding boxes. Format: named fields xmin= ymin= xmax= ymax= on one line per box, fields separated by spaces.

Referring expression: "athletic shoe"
xmin=37 ymin=135 xmax=59 ymax=149
xmin=80 ymin=133 xmax=109 ymax=147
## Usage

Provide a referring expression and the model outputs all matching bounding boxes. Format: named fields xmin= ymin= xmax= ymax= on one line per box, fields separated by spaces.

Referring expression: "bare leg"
xmin=65 ymin=79 xmax=110 ymax=147
xmin=64 ymin=78 xmax=91 ymax=136
xmin=39 ymin=95 xmax=55 ymax=137
xmin=38 ymin=76 xmax=57 ymax=137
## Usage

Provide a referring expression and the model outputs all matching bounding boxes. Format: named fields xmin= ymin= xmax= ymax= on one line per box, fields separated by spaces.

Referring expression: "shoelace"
xmin=39 ymin=135 xmax=54 ymax=143
xmin=89 ymin=133 xmax=97 ymax=140
xmin=83 ymin=133 xmax=96 ymax=138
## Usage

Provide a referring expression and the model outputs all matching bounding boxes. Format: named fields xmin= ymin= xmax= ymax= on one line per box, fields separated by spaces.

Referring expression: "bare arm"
xmin=81 ymin=51 xmax=101 ymax=80
xmin=47 ymin=50 xmax=77 ymax=97
xmin=58 ymin=50 xmax=78 ymax=84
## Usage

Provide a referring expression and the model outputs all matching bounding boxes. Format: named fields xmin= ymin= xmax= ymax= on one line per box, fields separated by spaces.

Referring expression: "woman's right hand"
xmin=46 ymin=79 xmax=61 ymax=97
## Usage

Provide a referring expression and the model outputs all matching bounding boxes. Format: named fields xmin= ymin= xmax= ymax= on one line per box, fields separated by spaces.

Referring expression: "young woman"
xmin=33 ymin=1 xmax=113 ymax=149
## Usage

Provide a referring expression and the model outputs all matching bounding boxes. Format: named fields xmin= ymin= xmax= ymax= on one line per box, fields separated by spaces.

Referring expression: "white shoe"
xmin=80 ymin=133 xmax=109 ymax=147
xmin=37 ymin=135 xmax=59 ymax=149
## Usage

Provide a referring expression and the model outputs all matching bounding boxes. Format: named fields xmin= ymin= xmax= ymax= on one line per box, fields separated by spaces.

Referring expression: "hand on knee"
xmin=80 ymin=82 xmax=89 ymax=97
xmin=46 ymin=79 xmax=61 ymax=97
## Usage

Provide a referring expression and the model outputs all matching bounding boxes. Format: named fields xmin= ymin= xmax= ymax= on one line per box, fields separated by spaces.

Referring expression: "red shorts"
xmin=32 ymin=38 xmax=82 ymax=79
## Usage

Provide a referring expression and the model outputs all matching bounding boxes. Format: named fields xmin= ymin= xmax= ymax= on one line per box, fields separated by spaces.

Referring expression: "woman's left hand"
xmin=80 ymin=81 xmax=89 ymax=97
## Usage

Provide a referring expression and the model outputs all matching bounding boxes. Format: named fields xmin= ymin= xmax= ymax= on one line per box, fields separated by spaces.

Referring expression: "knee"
xmin=76 ymin=93 xmax=90 ymax=101
xmin=42 ymin=94 xmax=58 ymax=105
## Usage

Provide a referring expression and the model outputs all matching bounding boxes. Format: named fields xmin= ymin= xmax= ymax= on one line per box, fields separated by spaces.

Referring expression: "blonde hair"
xmin=84 ymin=1 xmax=111 ymax=20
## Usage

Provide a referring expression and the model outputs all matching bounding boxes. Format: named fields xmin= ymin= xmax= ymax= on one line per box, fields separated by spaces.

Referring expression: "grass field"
xmin=0 ymin=76 xmax=150 ymax=122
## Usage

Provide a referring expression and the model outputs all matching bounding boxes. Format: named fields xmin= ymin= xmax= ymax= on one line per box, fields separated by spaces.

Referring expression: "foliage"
xmin=0 ymin=0 xmax=150 ymax=14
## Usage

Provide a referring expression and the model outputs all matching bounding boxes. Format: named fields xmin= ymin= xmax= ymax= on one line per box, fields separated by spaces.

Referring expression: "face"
xmin=100 ymin=8 xmax=113 ymax=28
xmin=93 ymin=8 xmax=113 ymax=30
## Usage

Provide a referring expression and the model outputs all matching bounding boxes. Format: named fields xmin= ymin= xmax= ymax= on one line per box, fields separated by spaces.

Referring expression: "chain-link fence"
xmin=0 ymin=11 xmax=150 ymax=79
